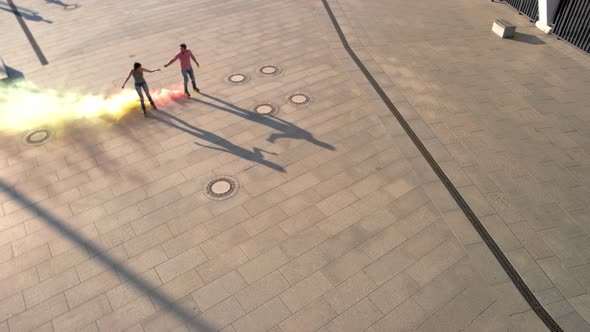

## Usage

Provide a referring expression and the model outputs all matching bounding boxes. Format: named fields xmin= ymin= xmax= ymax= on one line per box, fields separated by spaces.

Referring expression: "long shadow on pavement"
xmin=148 ymin=110 xmax=286 ymax=173
xmin=45 ymin=0 xmax=71 ymax=8
xmin=194 ymin=93 xmax=335 ymax=151
xmin=0 ymin=178 xmax=215 ymax=332
xmin=0 ymin=1 xmax=52 ymax=23
xmin=511 ymin=32 xmax=546 ymax=45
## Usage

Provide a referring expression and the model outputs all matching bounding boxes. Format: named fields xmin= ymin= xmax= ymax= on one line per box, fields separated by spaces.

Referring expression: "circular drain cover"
xmin=228 ymin=73 xmax=248 ymax=84
xmin=205 ymin=176 xmax=239 ymax=200
xmin=24 ymin=129 xmax=51 ymax=145
xmin=64 ymin=4 xmax=79 ymax=10
xmin=289 ymin=93 xmax=311 ymax=105
xmin=259 ymin=65 xmax=280 ymax=76
xmin=253 ymin=104 xmax=278 ymax=116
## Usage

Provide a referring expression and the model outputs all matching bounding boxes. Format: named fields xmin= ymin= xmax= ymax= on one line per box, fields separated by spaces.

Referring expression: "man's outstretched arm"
xmin=164 ymin=55 xmax=178 ymax=68
xmin=190 ymin=51 xmax=200 ymax=68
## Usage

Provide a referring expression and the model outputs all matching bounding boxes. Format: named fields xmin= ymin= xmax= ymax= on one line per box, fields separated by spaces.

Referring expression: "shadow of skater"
xmin=149 ymin=110 xmax=286 ymax=173
xmin=0 ymin=178 xmax=215 ymax=332
xmin=0 ymin=2 xmax=53 ymax=23
xmin=45 ymin=0 xmax=69 ymax=7
xmin=195 ymin=93 xmax=336 ymax=151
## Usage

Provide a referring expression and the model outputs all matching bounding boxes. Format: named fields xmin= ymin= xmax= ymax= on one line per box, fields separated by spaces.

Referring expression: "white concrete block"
xmin=492 ymin=19 xmax=516 ymax=38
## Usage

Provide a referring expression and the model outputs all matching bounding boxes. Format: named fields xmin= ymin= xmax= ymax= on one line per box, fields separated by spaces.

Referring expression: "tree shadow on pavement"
xmin=0 ymin=178 xmax=215 ymax=332
xmin=148 ymin=110 xmax=286 ymax=173
xmin=194 ymin=93 xmax=336 ymax=151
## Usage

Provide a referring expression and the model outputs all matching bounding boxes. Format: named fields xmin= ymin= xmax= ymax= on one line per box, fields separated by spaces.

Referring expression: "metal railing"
xmin=503 ymin=0 xmax=539 ymax=21
xmin=552 ymin=0 xmax=590 ymax=53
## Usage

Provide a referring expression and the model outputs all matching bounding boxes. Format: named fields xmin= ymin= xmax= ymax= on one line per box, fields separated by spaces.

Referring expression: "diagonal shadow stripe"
xmin=0 ymin=179 xmax=214 ymax=332
xmin=6 ymin=0 xmax=49 ymax=65
xmin=320 ymin=0 xmax=562 ymax=331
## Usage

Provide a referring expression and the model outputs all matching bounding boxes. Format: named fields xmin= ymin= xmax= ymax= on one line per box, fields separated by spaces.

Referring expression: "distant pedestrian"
xmin=122 ymin=62 xmax=160 ymax=116
xmin=164 ymin=43 xmax=200 ymax=97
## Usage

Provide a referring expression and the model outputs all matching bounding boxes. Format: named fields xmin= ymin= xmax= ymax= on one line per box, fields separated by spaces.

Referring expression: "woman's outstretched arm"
xmin=121 ymin=71 xmax=132 ymax=88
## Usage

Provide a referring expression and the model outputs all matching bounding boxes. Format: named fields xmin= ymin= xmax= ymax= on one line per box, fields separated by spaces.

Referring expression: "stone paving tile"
xmin=197 ymin=246 xmax=249 ymax=284
xmin=278 ymin=206 xmax=327 ymax=236
xmin=198 ymin=296 xmax=245 ymax=331
xmin=323 ymin=271 xmax=377 ymax=315
xmin=231 ymin=297 xmax=291 ymax=332
xmin=538 ymin=257 xmax=587 ymax=299
xmin=8 ymin=295 xmax=69 ymax=332
xmin=557 ymin=311 xmax=590 ymax=332
xmin=279 ymin=271 xmax=334 ymax=313
xmin=241 ymin=206 xmax=287 ymax=237
xmin=141 ymin=296 xmax=199 ymax=332
xmin=97 ymin=296 xmax=155 ymax=332
xmin=0 ymin=268 xmax=39 ymax=303
xmin=23 ymin=268 xmax=80 ymax=308
xmin=1 ymin=0 xmax=588 ymax=329
xmin=124 ymin=224 xmax=173 ymax=258
xmin=0 ymin=244 xmax=51 ymax=278
xmin=239 ymin=225 xmax=288 ymax=259
xmin=0 ymin=294 xmax=25 ymax=324
xmin=235 ymin=270 xmax=290 ymax=313
xmin=278 ymin=298 xmax=336 ymax=332
xmin=364 ymin=220 xmax=452 ymax=285
xmin=75 ymin=246 xmax=128 ymax=282
xmin=200 ymin=225 xmax=250 ymax=259
xmin=406 ymin=239 xmax=466 ymax=287
xmin=156 ymin=246 xmax=208 ymax=284
xmin=325 ymin=298 xmax=383 ymax=332
xmin=52 ymin=295 xmax=112 ymax=332
xmin=107 ymin=269 xmax=161 ymax=311
xmin=416 ymin=285 xmax=497 ymax=332
xmin=192 ymin=270 xmax=247 ymax=313
xmin=321 ymin=248 xmax=372 ymax=285
xmin=65 ymin=270 xmax=120 ymax=309
xmin=162 ymin=224 xmax=211 ymax=259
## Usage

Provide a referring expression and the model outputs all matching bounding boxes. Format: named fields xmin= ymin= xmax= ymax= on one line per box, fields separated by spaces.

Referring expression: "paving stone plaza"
xmin=1 ymin=0 xmax=590 ymax=331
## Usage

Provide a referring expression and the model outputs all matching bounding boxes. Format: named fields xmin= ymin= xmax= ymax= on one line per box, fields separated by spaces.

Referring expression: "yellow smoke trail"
xmin=0 ymin=80 xmax=186 ymax=133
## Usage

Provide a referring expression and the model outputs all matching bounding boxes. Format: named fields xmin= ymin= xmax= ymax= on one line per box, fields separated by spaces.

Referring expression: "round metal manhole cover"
xmin=289 ymin=93 xmax=312 ymax=105
xmin=64 ymin=4 xmax=80 ymax=10
xmin=205 ymin=176 xmax=239 ymax=200
xmin=258 ymin=65 xmax=281 ymax=76
xmin=24 ymin=129 xmax=51 ymax=145
xmin=227 ymin=73 xmax=249 ymax=84
xmin=253 ymin=103 xmax=278 ymax=116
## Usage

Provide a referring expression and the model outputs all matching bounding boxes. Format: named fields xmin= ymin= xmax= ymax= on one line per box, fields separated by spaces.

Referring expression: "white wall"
xmin=536 ymin=0 xmax=561 ymax=33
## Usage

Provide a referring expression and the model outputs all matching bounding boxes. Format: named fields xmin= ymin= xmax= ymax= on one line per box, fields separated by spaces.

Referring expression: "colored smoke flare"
xmin=0 ymin=80 xmax=186 ymax=133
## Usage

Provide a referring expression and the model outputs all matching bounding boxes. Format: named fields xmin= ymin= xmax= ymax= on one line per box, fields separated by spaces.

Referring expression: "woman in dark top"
xmin=122 ymin=62 xmax=160 ymax=116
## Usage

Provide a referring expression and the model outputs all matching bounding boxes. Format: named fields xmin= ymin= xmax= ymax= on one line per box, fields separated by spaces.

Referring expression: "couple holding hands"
xmin=122 ymin=43 xmax=200 ymax=115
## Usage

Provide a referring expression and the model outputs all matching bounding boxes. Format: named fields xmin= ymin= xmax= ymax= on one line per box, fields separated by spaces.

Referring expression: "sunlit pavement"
xmin=0 ymin=0 xmax=589 ymax=331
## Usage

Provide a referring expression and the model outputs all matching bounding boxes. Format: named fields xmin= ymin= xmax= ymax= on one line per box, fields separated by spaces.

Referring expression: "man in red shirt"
xmin=165 ymin=43 xmax=200 ymax=97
